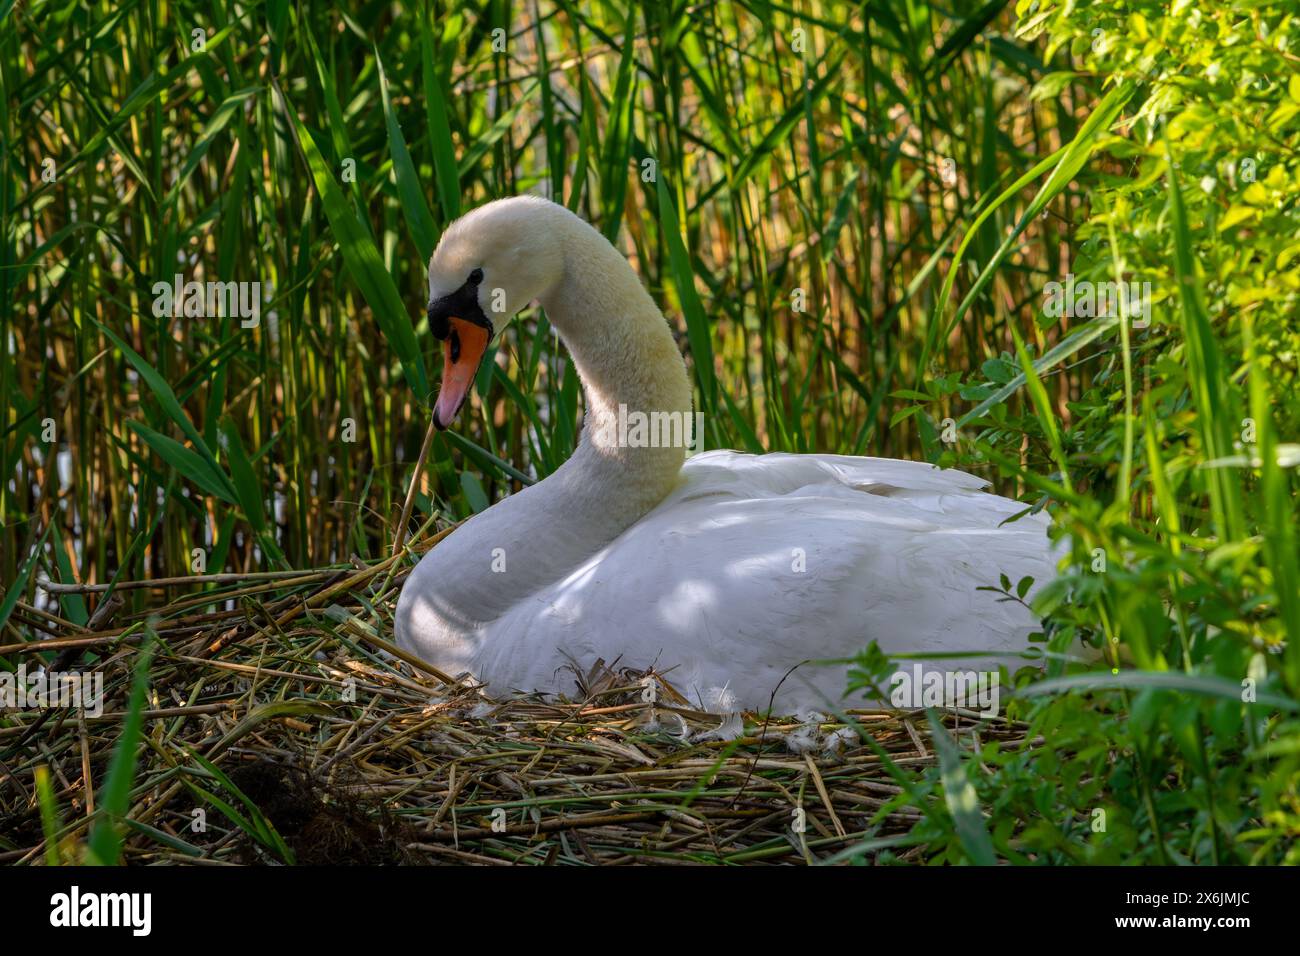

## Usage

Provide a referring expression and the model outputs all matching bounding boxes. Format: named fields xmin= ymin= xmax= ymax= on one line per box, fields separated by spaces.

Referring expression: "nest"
xmin=1 ymin=547 xmax=1028 ymax=865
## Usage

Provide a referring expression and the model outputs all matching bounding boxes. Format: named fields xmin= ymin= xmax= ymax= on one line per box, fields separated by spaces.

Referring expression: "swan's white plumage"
xmin=395 ymin=196 xmax=1062 ymax=714
xmin=400 ymin=449 xmax=1057 ymax=712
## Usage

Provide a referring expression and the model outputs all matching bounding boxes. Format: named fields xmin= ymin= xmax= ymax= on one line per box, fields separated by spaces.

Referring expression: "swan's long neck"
xmin=410 ymin=207 xmax=694 ymax=630
xmin=541 ymin=208 xmax=695 ymax=516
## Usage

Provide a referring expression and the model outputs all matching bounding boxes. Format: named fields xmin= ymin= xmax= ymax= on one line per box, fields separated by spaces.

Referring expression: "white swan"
xmin=394 ymin=196 xmax=1060 ymax=713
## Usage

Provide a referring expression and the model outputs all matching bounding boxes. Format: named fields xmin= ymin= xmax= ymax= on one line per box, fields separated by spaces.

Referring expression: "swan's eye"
xmin=468 ymin=268 xmax=484 ymax=285
xmin=449 ymin=329 xmax=461 ymax=364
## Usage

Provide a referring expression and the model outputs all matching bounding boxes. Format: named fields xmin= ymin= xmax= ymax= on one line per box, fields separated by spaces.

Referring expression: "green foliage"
xmin=3 ymin=0 xmax=1068 ymax=580
xmin=888 ymin=0 xmax=1300 ymax=863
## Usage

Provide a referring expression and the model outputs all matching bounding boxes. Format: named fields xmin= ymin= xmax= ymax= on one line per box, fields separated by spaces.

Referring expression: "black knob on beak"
xmin=428 ymin=276 xmax=494 ymax=341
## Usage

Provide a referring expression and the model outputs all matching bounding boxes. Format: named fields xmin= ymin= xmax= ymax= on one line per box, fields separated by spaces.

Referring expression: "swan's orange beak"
xmin=433 ymin=317 xmax=491 ymax=429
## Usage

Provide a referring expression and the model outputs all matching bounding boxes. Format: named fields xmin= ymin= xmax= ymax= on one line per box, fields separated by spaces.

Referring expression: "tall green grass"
xmin=3 ymin=0 xmax=1082 ymax=584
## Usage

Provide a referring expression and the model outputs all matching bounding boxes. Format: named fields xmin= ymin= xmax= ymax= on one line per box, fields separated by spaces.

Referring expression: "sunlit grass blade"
xmin=657 ymin=174 xmax=716 ymax=415
xmin=277 ymin=82 xmax=430 ymax=402
xmin=927 ymin=709 xmax=996 ymax=865
xmin=929 ymin=82 xmax=1134 ymax=367
xmin=220 ymin=416 xmax=286 ymax=565
xmin=86 ymin=638 xmax=155 ymax=865
xmin=35 ymin=766 xmax=64 ymax=866
xmin=378 ymin=49 xmax=438 ymax=261
xmin=126 ymin=420 xmax=238 ymax=505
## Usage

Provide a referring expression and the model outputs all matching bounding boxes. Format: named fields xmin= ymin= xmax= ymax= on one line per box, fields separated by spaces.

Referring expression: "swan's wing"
xmin=479 ymin=450 xmax=1061 ymax=712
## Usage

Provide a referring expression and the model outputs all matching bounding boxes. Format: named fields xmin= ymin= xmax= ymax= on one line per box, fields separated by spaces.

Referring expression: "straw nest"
xmin=2 ymin=540 xmax=1028 ymax=865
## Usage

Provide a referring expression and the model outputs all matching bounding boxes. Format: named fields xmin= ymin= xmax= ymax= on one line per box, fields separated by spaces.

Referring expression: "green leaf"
xmin=87 ymin=639 xmax=155 ymax=865
xmin=657 ymin=173 xmax=716 ymax=414
xmin=277 ymin=86 xmax=430 ymax=403
xmin=0 ymin=524 xmax=50 ymax=638
xmin=419 ymin=14 xmax=460 ymax=224
xmin=182 ymin=748 xmax=295 ymax=863
xmin=161 ymin=87 xmax=259 ymax=212
xmin=35 ymin=766 xmax=64 ymax=866
xmin=1016 ymin=671 xmax=1299 ymax=712
xmin=598 ymin=5 xmax=638 ymax=239
xmin=94 ymin=319 xmax=235 ymax=500
xmin=126 ymin=420 xmax=237 ymax=505
xmin=48 ymin=520 xmax=89 ymax=627
xmin=378 ymin=49 xmax=438 ymax=261
xmin=459 ymin=472 xmax=490 ymax=513
xmin=121 ymin=817 xmax=205 ymax=857
xmin=931 ymin=81 xmax=1134 ymax=366
xmin=957 ymin=315 xmax=1119 ymax=428
xmin=927 ymin=710 xmax=996 ymax=865
xmin=219 ymin=417 xmax=284 ymax=564
xmin=732 ymin=53 xmax=846 ymax=189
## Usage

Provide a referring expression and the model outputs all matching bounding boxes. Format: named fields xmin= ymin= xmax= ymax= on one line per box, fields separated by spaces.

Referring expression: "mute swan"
xmin=394 ymin=196 xmax=1060 ymax=714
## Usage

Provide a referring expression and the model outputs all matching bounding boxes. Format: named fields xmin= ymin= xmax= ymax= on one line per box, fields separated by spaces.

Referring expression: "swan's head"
xmin=425 ymin=196 xmax=564 ymax=428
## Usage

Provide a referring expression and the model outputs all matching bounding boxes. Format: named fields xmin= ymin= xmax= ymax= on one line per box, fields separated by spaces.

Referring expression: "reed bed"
xmin=0 ymin=546 xmax=1022 ymax=865
xmin=2 ymin=0 xmax=1081 ymax=584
